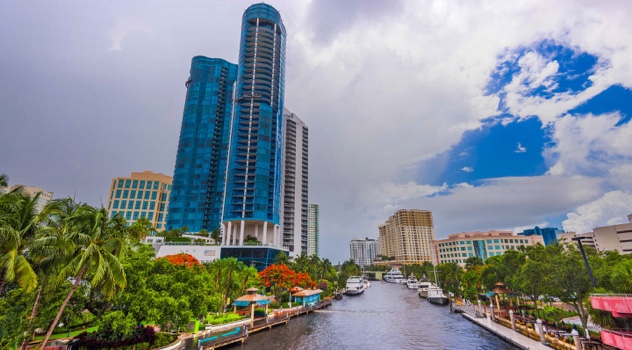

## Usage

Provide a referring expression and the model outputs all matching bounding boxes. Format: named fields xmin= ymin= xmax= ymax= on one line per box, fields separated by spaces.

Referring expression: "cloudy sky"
xmin=2 ymin=0 xmax=632 ymax=263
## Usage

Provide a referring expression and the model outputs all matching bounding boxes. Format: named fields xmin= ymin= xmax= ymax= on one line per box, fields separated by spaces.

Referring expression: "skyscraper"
xmin=166 ymin=57 xmax=238 ymax=232
xmin=350 ymin=237 xmax=378 ymax=267
xmin=378 ymin=209 xmax=435 ymax=265
xmin=282 ymin=109 xmax=308 ymax=257
xmin=221 ymin=4 xmax=286 ymax=246
xmin=519 ymin=226 xmax=562 ymax=246
xmin=308 ymin=203 xmax=320 ymax=256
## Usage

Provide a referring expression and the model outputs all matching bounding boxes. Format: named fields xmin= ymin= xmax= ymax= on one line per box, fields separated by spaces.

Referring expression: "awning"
xmin=233 ymin=299 xmax=271 ymax=307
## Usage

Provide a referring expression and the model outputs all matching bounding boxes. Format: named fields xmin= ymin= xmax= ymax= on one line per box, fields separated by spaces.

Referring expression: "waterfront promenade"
xmin=461 ymin=313 xmax=552 ymax=350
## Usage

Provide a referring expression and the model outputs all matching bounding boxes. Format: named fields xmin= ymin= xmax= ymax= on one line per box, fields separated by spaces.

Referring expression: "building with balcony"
xmin=433 ymin=230 xmax=544 ymax=266
xmin=166 ymin=56 xmax=238 ymax=233
xmin=591 ymin=214 xmax=632 ymax=254
xmin=590 ymin=294 xmax=632 ymax=349
xmin=519 ymin=226 xmax=562 ymax=246
xmin=350 ymin=237 xmax=378 ymax=267
xmin=281 ymin=109 xmax=308 ymax=257
xmin=377 ymin=209 xmax=435 ymax=265
xmin=307 ymin=203 xmax=319 ymax=257
xmin=106 ymin=171 xmax=172 ymax=231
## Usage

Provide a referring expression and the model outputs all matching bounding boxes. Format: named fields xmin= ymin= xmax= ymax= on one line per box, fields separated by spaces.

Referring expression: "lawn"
xmin=33 ymin=326 xmax=99 ymax=340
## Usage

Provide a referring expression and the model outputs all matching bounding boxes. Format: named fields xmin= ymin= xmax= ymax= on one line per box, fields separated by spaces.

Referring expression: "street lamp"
xmin=571 ymin=237 xmax=597 ymax=288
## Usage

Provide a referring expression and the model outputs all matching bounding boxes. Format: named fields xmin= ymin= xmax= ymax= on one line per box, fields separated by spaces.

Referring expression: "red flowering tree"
xmin=259 ymin=264 xmax=296 ymax=301
xmin=293 ymin=272 xmax=316 ymax=289
xmin=160 ymin=253 xmax=201 ymax=268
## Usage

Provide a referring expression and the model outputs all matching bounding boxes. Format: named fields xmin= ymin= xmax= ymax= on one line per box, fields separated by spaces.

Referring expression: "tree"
xmin=259 ymin=264 xmax=296 ymax=301
xmin=0 ymin=173 xmax=8 ymax=188
xmin=511 ymin=245 xmax=552 ymax=318
xmin=274 ymin=252 xmax=290 ymax=266
xmin=210 ymin=227 xmax=221 ymax=244
xmin=40 ymin=205 xmax=129 ymax=349
xmin=464 ymin=256 xmax=484 ymax=270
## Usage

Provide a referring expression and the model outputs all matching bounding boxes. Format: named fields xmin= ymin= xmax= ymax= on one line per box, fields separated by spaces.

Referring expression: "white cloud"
xmin=511 ymin=222 xmax=550 ymax=234
xmin=563 ymin=191 xmax=632 ymax=234
xmin=514 ymin=142 xmax=527 ymax=153
xmin=461 ymin=166 xmax=474 ymax=172
xmin=108 ymin=17 xmax=152 ymax=51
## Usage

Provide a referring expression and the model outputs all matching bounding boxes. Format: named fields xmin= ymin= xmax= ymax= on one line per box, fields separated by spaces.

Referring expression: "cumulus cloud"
xmin=514 ymin=142 xmax=527 ymax=153
xmin=461 ymin=167 xmax=474 ymax=172
xmin=563 ymin=191 xmax=632 ymax=234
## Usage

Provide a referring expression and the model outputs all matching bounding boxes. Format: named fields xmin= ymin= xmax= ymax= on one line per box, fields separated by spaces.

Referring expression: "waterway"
xmin=225 ymin=281 xmax=519 ymax=350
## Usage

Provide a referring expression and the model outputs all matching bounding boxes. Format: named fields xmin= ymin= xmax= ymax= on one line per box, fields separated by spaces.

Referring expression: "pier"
xmin=197 ymin=299 xmax=332 ymax=349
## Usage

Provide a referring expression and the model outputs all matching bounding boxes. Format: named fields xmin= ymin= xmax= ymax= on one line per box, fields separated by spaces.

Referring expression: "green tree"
xmin=511 ymin=245 xmax=552 ymax=318
xmin=40 ymin=205 xmax=129 ymax=349
xmin=464 ymin=256 xmax=483 ymax=270
xmin=274 ymin=251 xmax=290 ymax=265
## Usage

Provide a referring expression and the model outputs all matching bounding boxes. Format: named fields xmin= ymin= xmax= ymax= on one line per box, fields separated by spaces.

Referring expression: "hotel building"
xmin=9 ymin=185 xmax=53 ymax=213
xmin=591 ymin=214 xmax=632 ymax=254
xmin=433 ymin=230 xmax=544 ymax=266
xmin=377 ymin=209 xmax=435 ymax=265
xmin=106 ymin=171 xmax=172 ymax=231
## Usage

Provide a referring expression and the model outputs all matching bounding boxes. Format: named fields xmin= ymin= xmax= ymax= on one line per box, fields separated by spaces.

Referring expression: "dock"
xmin=198 ymin=299 xmax=332 ymax=349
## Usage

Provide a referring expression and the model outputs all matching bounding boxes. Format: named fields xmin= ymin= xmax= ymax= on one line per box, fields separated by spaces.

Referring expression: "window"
xmin=144 ymin=191 xmax=150 ymax=200
xmin=158 ymin=213 xmax=164 ymax=222
xmin=142 ymin=201 xmax=148 ymax=210
xmin=133 ymin=211 xmax=139 ymax=220
xmin=132 ymin=180 xmax=138 ymax=188
xmin=161 ymin=193 xmax=167 ymax=201
xmin=495 ymin=246 xmax=500 ymax=250
xmin=148 ymin=212 xmax=154 ymax=220
xmin=157 ymin=223 xmax=162 ymax=229
xmin=152 ymin=191 xmax=157 ymax=200
xmin=462 ymin=253 xmax=466 ymax=257
xmin=159 ymin=203 xmax=165 ymax=212
xmin=130 ymin=190 xmax=136 ymax=199
xmin=146 ymin=181 xmax=153 ymax=189
xmin=113 ymin=200 xmax=119 ymax=209
xmin=467 ymin=247 xmax=472 ymax=250
xmin=493 ymin=239 xmax=499 ymax=243
xmin=153 ymin=182 xmax=159 ymax=190
xmin=140 ymin=180 xmax=145 ymax=189
xmin=461 ymin=247 xmax=466 ymax=251
xmin=137 ymin=191 xmax=143 ymax=199
xmin=125 ymin=211 xmax=132 ymax=220
xmin=123 ymin=190 xmax=129 ymax=199
xmin=125 ymin=179 xmax=131 ymax=188
xmin=135 ymin=201 xmax=141 ymax=210
xmin=140 ymin=212 xmax=146 ymax=218
xmin=115 ymin=190 xmax=122 ymax=198
xmin=118 ymin=179 xmax=124 ymax=188
xmin=486 ymin=240 xmax=492 ymax=244
xmin=150 ymin=202 xmax=155 ymax=210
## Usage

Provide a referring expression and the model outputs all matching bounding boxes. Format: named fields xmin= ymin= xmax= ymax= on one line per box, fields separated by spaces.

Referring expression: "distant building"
xmin=9 ymin=185 xmax=53 ymax=213
xmin=350 ymin=237 xmax=378 ymax=267
xmin=106 ymin=171 xmax=172 ymax=231
xmin=519 ymin=226 xmax=562 ymax=246
xmin=433 ymin=230 xmax=544 ymax=266
xmin=557 ymin=232 xmax=595 ymax=249
xmin=282 ymin=109 xmax=309 ymax=257
xmin=377 ymin=209 xmax=435 ymax=265
xmin=307 ymin=204 xmax=320 ymax=256
xmin=591 ymin=214 xmax=632 ymax=254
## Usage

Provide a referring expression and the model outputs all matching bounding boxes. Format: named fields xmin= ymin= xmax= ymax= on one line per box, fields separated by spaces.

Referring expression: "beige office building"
xmin=557 ymin=232 xmax=596 ymax=249
xmin=377 ymin=209 xmax=435 ymax=265
xmin=9 ymin=185 xmax=53 ymax=213
xmin=591 ymin=214 xmax=632 ymax=254
xmin=106 ymin=171 xmax=172 ymax=231
xmin=433 ymin=230 xmax=544 ymax=266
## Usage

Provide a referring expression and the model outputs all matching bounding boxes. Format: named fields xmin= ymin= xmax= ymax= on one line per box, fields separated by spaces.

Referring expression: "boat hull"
xmin=345 ymin=288 xmax=365 ymax=295
xmin=428 ymin=296 xmax=449 ymax=305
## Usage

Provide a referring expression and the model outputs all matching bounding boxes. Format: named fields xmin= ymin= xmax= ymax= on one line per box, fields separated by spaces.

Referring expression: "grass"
xmin=33 ymin=326 xmax=99 ymax=340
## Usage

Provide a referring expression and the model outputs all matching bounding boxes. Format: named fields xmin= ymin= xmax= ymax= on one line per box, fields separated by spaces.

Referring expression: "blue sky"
xmin=1 ymin=1 xmax=632 ymax=262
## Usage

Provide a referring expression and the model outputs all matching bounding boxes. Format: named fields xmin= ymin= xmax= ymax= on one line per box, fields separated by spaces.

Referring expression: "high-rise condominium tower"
xmin=222 ymin=4 xmax=286 ymax=246
xmin=350 ymin=237 xmax=378 ymax=267
xmin=282 ymin=109 xmax=308 ymax=257
xmin=167 ymin=58 xmax=237 ymax=232
xmin=307 ymin=203 xmax=319 ymax=256
xmin=378 ymin=209 xmax=435 ymax=264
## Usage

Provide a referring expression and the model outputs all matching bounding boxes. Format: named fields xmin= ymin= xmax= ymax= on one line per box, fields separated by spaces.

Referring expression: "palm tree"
xmin=0 ymin=191 xmax=42 ymax=294
xmin=40 ymin=204 xmax=129 ymax=349
xmin=0 ymin=173 xmax=8 ymax=188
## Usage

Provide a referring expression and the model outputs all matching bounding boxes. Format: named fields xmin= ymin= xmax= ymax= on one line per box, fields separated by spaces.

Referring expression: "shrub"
xmin=205 ymin=313 xmax=245 ymax=325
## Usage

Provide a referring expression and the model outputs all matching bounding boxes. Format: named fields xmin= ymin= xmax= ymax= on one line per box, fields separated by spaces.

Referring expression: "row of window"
xmin=441 ymin=251 xmax=505 ymax=263
xmin=115 ymin=179 xmax=171 ymax=191
xmin=438 ymin=238 xmax=528 ymax=247
xmin=111 ymin=200 xmax=166 ymax=212
xmin=110 ymin=210 xmax=164 ymax=223
xmin=114 ymin=190 xmax=168 ymax=201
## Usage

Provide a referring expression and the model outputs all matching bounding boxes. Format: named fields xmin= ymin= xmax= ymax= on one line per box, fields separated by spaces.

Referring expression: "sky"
xmin=2 ymin=0 xmax=632 ymax=263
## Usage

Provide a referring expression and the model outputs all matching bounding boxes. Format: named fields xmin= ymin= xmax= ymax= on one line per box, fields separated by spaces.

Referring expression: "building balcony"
xmin=599 ymin=329 xmax=632 ymax=350
xmin=591 ymin=294 xmax=632 ymax=317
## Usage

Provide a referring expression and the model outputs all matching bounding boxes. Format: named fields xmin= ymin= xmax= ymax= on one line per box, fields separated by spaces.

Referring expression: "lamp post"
xmin=571 ymin=237 xmax=596 ymax=288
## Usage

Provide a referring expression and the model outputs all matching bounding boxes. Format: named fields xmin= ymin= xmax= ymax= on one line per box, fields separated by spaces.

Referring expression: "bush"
xmin=205 ymin=313 xmax=245 ymax=325
xmin=165 ymin=236 xmax=192 ymax=243
xmin=71 ymin=325 xmax=157 ymax=349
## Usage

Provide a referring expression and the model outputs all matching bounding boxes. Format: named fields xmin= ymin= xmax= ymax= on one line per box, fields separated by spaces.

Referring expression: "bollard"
xmin=478 ymin=299 xmax=483 ymax=315
xmin=490 ymin=304 xmax=496 ymax=322
xmin=571 ymin=329 xmax=581 ymax=350
xmin=536 ymin=319 xmax=546 ymax=344
xmin=486 ymin=311 xmax=492 ymax=327
xmin=509 ymin=309 xmax=516 ymax=331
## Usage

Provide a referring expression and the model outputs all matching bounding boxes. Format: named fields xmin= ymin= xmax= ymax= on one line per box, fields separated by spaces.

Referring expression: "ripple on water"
xmin=227 ymin=283 xmax=519 ymax=350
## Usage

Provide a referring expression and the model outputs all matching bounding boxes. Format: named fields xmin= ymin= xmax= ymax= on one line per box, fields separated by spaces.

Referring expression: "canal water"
xmin=227 ymin=281 xmax=519 ymax=350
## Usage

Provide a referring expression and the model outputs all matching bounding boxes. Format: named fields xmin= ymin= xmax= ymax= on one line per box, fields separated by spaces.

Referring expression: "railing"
xmin=590 ymin=294 xmax=632 ymax=317
xmin=600 ymin=329 xmax=632 ymax=349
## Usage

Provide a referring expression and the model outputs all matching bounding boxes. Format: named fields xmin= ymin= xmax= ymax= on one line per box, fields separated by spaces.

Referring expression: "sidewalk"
xmin=462 ymin=313 xmax=553 ymax=350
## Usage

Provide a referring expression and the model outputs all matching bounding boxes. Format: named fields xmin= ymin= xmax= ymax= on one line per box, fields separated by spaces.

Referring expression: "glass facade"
xmin=223 ymin=4 xmax=286 ymax=225
xmin=220 ymin=246 xmax=286 ymax=271
xmin=166 ymin=57 xmax=238 ymax=232
xmin=520 ymin=226 xmax=561 ymax=246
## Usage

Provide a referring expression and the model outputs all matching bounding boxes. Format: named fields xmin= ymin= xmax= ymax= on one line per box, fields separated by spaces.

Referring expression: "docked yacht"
xmin=383 ymin=268 xmax=405 ymax=283
xmin=362 ymin=275 xmax=371 ymax=289
xmin=406 ymin=274 xmax=419 ymax=289
xmin=345 ymin=276 xmax=365 ymax=295
xmin=427 ymin=285 xmax=449 ymax=305
xmin=417 ymin=275 xmax=433 ymax=298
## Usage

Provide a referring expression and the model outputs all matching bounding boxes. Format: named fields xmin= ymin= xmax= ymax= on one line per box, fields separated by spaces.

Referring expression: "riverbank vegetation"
xmin=0 ymin=179 xmax=343 ymax=349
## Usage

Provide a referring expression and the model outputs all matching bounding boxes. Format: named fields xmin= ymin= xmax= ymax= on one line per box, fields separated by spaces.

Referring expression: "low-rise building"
xmin=433 ymin=230 xmax=544 ymax=266
xmin=518 ymin=226 xmax=563 ymax=246
xmin=9 ymin=185 xmax=53 ymax=213
xmin=106 ymin=171 xmax=172 ymax=231
xmin=591 ymin=214 xmax=632 ymax=254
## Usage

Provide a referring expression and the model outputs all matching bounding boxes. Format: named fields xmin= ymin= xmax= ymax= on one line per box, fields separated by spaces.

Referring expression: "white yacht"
xmin=417 ymin=275 xmax=432 ymax=298
xmin=383 ymin=268 xmax=405 ymax=283
xmin=406 ymin=274 xmax=419 ymax=289
xmin=345 ymin=276 xmax=365 ymax=295
xmin=427 ymin=285 xmax=449 ymax=305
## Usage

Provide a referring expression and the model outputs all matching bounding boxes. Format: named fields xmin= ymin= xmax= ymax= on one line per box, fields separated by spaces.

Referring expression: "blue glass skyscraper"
xmin=167 ymin=57 xmax=238 ymax=232
xmin=520 ymin=226 xmax=562 ymax=246
xmin=221 ymin=4 xmax=286 ymax=246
